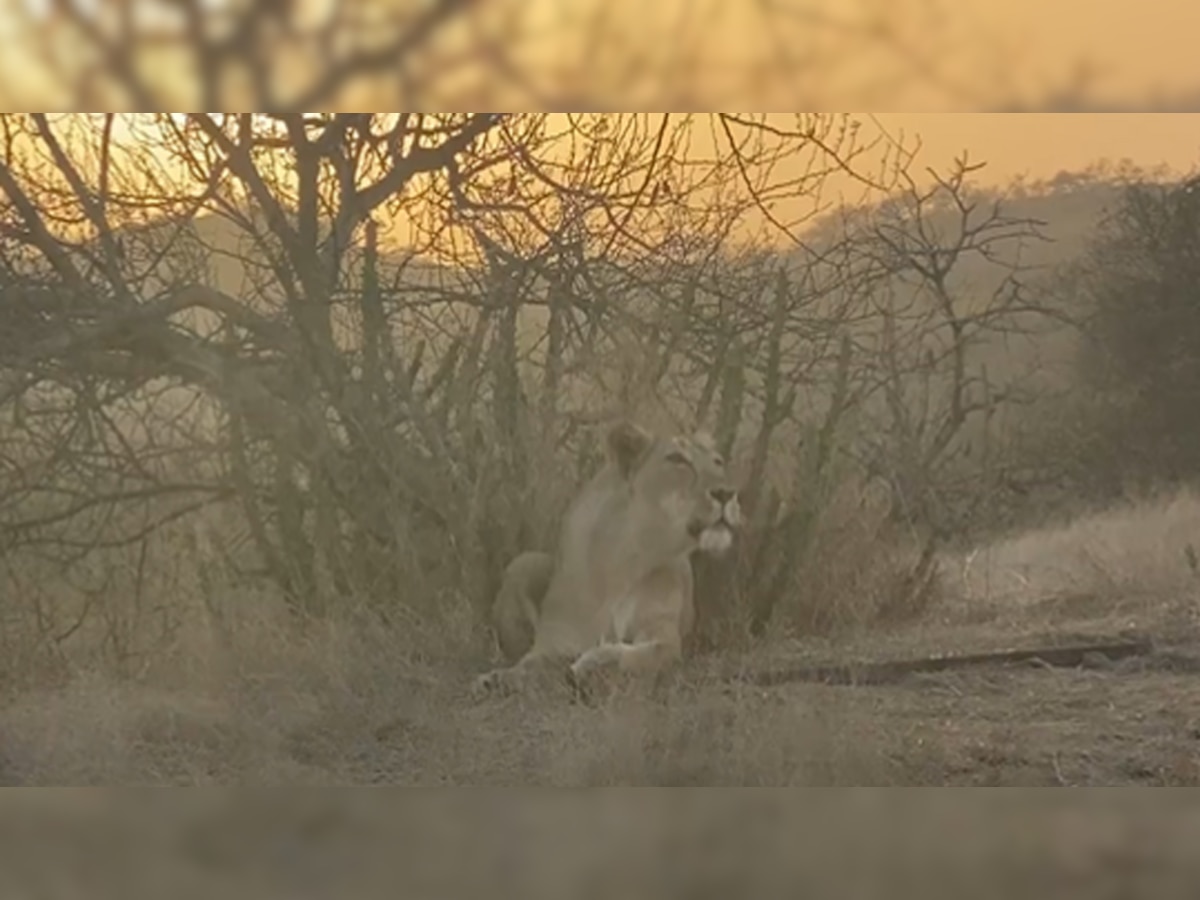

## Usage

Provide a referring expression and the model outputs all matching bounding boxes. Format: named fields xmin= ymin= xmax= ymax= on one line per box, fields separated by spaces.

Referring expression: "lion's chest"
xmin=605 ymin=592 xmax=640 ymax=643
xmin=596 ymin=562 xmax=691 ymax=644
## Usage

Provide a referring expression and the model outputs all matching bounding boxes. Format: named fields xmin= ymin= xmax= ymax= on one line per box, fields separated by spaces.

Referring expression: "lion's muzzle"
xmin=718 ymin=493 xmax=741 ymax=529
xmin=691 ymin=491 xmax=740 ymax=554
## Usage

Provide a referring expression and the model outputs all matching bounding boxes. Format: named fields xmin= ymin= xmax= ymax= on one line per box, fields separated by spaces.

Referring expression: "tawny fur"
xmin=476 ymin=420 xmax=741 ymax=698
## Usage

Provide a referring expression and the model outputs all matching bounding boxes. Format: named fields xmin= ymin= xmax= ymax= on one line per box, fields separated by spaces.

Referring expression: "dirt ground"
xmin=764 ymin=650 xmax=1200 ymax=786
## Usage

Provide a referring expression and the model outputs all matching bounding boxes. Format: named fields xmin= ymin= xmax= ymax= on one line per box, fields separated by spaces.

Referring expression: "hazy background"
xmin=2 ymin=0 xmax=1200 ymax=110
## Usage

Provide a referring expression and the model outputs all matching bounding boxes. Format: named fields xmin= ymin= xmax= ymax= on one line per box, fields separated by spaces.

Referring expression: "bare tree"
xmin=1 ymin=112 xmax=918 ymax=663
xmin=0 ymin=113 xmax=509 ymax=616
xmin=845 ymin=156 xmax=1054 ymax=534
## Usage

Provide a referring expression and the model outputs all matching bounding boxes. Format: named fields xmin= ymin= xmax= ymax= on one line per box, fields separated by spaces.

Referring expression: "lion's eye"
xmin=713 ymin=455 xmax=724 ymax=467
xmin=666 ymin=451 xmax=689 ymax=466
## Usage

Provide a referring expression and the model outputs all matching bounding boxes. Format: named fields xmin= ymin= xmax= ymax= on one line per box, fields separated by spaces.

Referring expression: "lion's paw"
xmin=470 ymin=667 xmax=528 ymax=700
xmin=564 ymin=663 xmax=591 ymax=703
xmin=471 ymin=668 xmax=513 ymax=700
xmin=567 ymin=652 xmax=616 ymax=703
xmin=567 ymin=656 xmax=596 ymax=684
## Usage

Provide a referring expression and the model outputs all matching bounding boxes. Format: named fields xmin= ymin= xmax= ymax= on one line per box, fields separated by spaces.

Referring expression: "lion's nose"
xmin=710 ymin=488 xmax=735 ymax=505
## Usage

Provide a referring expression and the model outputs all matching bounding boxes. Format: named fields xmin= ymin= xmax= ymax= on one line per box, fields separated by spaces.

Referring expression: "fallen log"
xmin=739 ymin=637 xmax=1155 ymax=688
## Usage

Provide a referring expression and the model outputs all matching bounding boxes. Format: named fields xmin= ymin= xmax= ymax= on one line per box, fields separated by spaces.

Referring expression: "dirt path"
xmin=772 ymin=651 xmax=1200 ymax=785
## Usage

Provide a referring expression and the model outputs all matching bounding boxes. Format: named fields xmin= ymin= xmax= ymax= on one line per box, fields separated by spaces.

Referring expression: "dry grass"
xmin=770 ymin=476 xmax=942 ymax=636
xmin=2 ymin=488 xmax=1200 ymax=785
xmin=943 ymin=487 xmax=1200 ymax=634
xmin=0 ymin=610 xmax=900 ymax=786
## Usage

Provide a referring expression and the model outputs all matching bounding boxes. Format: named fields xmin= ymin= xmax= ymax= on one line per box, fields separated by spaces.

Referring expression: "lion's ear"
xmin=606 ymin=420 xmax=653 ymax=477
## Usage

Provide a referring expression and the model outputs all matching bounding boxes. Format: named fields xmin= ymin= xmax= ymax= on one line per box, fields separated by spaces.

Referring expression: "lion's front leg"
xmin=472 ymin=650 xmax=573 ymax=700
xmin=567 ymin=638 xmax=682 ymax=694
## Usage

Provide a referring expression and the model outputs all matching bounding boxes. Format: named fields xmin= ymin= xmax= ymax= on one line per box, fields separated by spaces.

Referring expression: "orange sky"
xmin=872 ymin=115 xmax=1200 ymax=187
xmin=7 ymin=113 xmax=1197 ymax=256
xmin=4 ymin=0 xmax=1200 ymax=110
xmin=954 ymin=0 xmax=1200 ymax=105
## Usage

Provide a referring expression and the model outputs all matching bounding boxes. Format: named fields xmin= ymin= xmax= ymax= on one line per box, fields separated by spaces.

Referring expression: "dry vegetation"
xmin=0 ymin=113 xmax=1198 ymax=785
xmin=3 ymin=488 xmax=1200 ymax=786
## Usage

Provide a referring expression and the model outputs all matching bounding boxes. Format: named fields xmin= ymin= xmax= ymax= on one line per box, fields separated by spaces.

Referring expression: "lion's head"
xmin=606 ymin=420 xmax=742 ymax=561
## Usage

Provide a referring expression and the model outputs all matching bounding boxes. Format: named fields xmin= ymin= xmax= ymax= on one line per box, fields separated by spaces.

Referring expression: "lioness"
xmin=475 ymin=420 xmax=741 ymax=698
